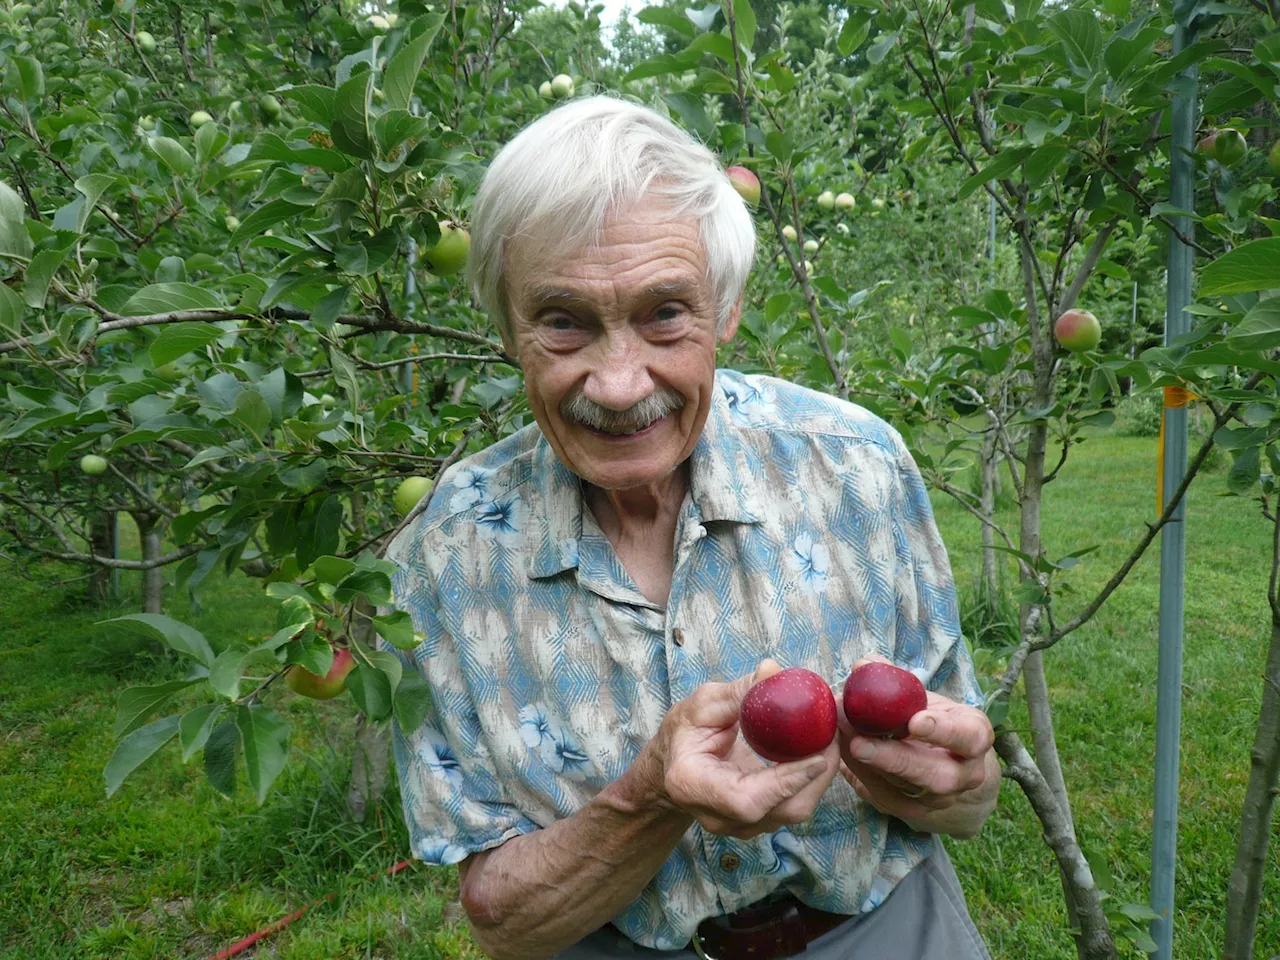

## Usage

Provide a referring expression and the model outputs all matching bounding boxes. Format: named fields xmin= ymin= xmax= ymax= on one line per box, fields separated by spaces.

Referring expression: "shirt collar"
xmin=523 ymin=374 xmax=765 ymax=580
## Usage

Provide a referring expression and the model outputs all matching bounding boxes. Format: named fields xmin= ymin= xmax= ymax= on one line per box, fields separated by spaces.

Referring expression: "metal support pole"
xmin=1151 ymin=8 xmax=1197 ymax=958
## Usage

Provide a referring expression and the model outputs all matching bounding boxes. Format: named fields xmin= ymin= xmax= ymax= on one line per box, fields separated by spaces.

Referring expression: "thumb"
xmin=730 ymin=658 xmax=782 ymax=703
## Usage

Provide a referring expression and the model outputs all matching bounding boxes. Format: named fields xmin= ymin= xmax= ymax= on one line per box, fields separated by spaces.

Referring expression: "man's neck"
xmin=583 ymin=464 xmax=690 ymax=606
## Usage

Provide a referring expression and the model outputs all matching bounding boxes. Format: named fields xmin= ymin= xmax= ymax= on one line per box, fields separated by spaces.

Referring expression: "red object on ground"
xmin=206 ymin=859 xmax=415 ymax=959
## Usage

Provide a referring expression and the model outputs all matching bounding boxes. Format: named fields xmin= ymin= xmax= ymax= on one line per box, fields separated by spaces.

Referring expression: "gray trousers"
xmin=555 ymin=840 xmax=991 ymax=960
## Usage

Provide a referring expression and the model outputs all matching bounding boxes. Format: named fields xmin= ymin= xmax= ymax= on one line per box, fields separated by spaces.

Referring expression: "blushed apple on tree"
xmin=726 ymin=166 xmax=759 ymax=207
xmin=1054 ymin=309 xmax=1102 ymax=352
xmin=286 ymin=647 xmax=355 ymax=700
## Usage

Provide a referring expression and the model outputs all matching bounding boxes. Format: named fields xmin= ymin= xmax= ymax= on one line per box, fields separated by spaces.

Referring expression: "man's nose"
xmin=581 ymin=328 xmax=655 ymax=411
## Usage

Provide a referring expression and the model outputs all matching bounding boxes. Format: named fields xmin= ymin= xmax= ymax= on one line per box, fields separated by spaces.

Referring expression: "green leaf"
xmin=866 ymin=30 xmax=899 ymax=64
xmin=209 ymin=646 xmax=252 ymax=700
xmin=1047 ymin=9 xmax=1101 ymax=70
xmin=0 ymin=212 xmax=33 ymax=261
xmin=280 ymin=85 xmax=336 ymax=127
xmin=664 ymin=92 xmax=713 ymax=139
xmin=72 ymin=174 xmax=118 ymax=234
xmin=331 ymin=72 xmax=374 ymax=159
xmin=958 ymin=147 xmax=1033 ymax=200
xmin=296 ymin=494 xmax=344 ymax=570
xmin=123 ymin=283 xmax=223 ymax=317
xmin=638 ymin=5 xmax=696 ymax=36
xmin=313 ymin=555 xmax=356 ymax=585
xmin=732 ymin=0 xmax=756 ymax=50
xmin=1227 ymin=298 xmax=1280 ymax=351
xmin=765 ymin=130 xmax=793 ymax=164
xmin=231 ymin=388 xmax=272 ymax=439
xmin=115 ymin=679 xmax=203 ymax=739
xmin=104 ymin=715 xmax=181 ymax=797
xmin=384 ymin=13 xmax=446 ymax=111
xmin=179 ymin=703 xmax=223 ymax=762
xmin=334 ymin=569 xmax=393 ymax=606
xmin=374 ymin=110 xmax=433 ymax=154
xmin=22 ymin=246 xmax=71 ymax=308
xmin=374 ymin=610 xmax=420 ymax=650
xmin=4 ymin=55 xmax=44 ymax=102
xmin=235 ymin=704 xmax=289 ymax=805
xmin=310 ymin=284 xmax=349 ymax=330
xmin=1202 ymin=239 xmax=1280 ymax=296
xmin=0 ymin=281 xmax=25 ymax=333
xmin=99 ymin=614 xmax=215 ymax=668
xmin=147 ymin=136 xmax=196 ymax=177
xmin=229 ymin=198 xmax=310 ymax=247
xmin=622 ymin=50 xmax=702 ymax=82
xmin=837 ymin=11 xmax=871 ymax=56
xmin=149 ymin=322 xmax=225 ymax=366
xmin=393 ymin=673 xmax=432 ymax=732
xmin=348 ymin=663 xmax=394 ymax=721
xmin=203 ymin=717 xmax=238 ymax=797
xmin=1228 ymin=446 xmax=1261 ymax=494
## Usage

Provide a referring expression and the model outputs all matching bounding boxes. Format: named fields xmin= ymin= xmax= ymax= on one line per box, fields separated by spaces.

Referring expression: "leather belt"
xmin=691 ymin=894 xmax=852 ymax=959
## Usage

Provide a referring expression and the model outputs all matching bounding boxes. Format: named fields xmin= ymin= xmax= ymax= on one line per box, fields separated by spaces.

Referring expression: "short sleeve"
xmin=381 ymin=550 xmax=540 ymax=865
xmin=889 ymin=437 xmax=984 ymax=710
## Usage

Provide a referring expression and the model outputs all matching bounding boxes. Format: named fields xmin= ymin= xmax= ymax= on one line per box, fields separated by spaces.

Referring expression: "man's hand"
xmin=648 ymin=660 xmax=842 ymax=839
xmin=837 ymin=658 xmax=998 ymax=837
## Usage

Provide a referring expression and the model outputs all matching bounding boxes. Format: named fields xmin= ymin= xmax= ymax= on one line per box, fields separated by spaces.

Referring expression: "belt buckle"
xmin=691 ymin=929 xmax=719 ymax=960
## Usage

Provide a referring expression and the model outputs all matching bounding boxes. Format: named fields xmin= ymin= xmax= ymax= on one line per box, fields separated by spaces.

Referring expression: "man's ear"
xmin=718 ymin=298 xmax=743 ymax=344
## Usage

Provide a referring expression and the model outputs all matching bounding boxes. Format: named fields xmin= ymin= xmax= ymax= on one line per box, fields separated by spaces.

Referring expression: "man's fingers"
xmin=907 ymin=706 xmax=994 ymax=758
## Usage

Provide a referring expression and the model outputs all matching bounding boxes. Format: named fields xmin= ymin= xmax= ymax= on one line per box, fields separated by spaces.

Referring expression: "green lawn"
xmin=1 ymin=430 xmax=1275 ymax=959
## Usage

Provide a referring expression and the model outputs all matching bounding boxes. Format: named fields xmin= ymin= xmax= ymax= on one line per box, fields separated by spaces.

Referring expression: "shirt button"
xmin=672 ymin=628 xmax=685 ymax=647
xmin=719 ymin=853 xmax=741 ymax=872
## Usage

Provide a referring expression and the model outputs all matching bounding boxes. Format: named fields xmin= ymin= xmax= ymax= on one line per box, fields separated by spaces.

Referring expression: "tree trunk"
xmin=87 ymin=509 xmax=116 ymax=604
xmin=1017 ymin=233 xmax=1086 ymax=951
xmin=997 ymin=732 xmax=1118 ymax=959
xmin=132 ymin=512 xmax=165 ymax=615
xmin=1224 ymin=509 xmax=1280 ymax=960
xmin=347 ymin=711 xmax=393 ymax=823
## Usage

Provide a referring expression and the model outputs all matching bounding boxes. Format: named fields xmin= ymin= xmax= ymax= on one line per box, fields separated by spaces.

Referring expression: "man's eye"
xmin=549 ymin=315 xmax=577 ymax=330
xmin=654 ymin=307 xmax=682 ymax=323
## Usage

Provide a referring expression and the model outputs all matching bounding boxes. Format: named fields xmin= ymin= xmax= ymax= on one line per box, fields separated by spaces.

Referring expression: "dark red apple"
xmin=842 ymin=662 xmax=927 ymax=739
xmin=740 ymin=667 xmax=838 ymax=763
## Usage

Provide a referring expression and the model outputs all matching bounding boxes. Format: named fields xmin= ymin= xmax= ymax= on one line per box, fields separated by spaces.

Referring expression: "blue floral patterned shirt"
xmin=382 ymin=369 xmax=983 ymax=951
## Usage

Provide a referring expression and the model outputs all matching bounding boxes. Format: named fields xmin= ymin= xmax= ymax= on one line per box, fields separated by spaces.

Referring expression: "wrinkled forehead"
xmin=502 ymin=195 xmax=708 ymax=309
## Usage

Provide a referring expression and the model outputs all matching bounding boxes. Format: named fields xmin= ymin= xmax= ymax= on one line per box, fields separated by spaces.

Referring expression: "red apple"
xmin=726 ymin=165 xmax=760 ymax=207
xmin=740 ymin=667 xmax=837 ymax=763
xmin=842 ymin=662 xmax=927 ymax=739
xmin=1053 ymin=308 xmax=1102 ymax=352
xmin=285 ymin=647 xmax=354 ymax=700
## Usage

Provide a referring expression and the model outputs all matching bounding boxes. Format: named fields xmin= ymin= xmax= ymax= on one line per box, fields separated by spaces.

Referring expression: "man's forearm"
xmin=903 ymin=752 xmax=1001 ymax=839
xmin=459 ymin=744 xmax=693 ymax=960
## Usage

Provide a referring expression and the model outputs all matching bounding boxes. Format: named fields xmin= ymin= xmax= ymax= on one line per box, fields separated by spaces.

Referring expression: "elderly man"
xmin=383 ymin=95 xmax=999 ymax=960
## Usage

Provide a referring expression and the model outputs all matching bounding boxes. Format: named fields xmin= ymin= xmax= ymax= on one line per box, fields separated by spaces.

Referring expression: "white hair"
xmin=466 ymin=94 xmax=757 ymax=346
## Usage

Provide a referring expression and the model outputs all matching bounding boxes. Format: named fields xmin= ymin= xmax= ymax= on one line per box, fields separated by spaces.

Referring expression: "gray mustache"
xmin=561 ymin=387 xmax=686 ymax=433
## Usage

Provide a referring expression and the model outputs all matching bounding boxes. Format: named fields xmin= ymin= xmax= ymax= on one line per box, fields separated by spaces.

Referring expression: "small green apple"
xmin=80 ymin=454 xmax=108 ymax=476
xmin=551 ymin=73 xmax=574 ymax=98
xmin=366 ymin=14 xmax=390 ymax=34
xmin=802 ymin=260 xmax=814 ymax=277
xmin=153 ymin=362 xmax=182 ymax=383
xmin=424 ymin=221 xmax=470 ymax=276
xmin=1054 ymin=309 xmax=1102 ymax=352
xmin=1270 ymin=141 xmax=1280 ymax=177
xmin=259 ymin=94 xmax=282 ymax=122
xmin=189 ymin=110 xmax=213 ymax=128
xmin=836 ymin=222 xmax=850 ymax=236
xmin=835 ymin=192 xmax=855 ymax=211
xmin=817 ymin=190 xmax=835 ymax=210
xmin=539 ymin=80 xmax=553 ymax=98
xmin=320 ymin=393 xmax=337 ymax=409
xmin=138 ymin=115 xmax=156 ymax=131
xmin=781 ymin=225 xmax=798 ymax=242
xmin=395 ymin=476 xmax=433 ymax=516
xmin=136 ymin=30 xmax=155 ymax=53
xmin=224 ymin=214 xmax=241 ymax=232
xmin=286 ymin=647 xmax=355 ymax=700
xmin=803 ymin=239 xmax=819 ymax=254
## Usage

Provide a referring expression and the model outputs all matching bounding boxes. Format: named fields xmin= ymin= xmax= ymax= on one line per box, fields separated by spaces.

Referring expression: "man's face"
xmin=504 ymin=196 xmax=739 ymax=492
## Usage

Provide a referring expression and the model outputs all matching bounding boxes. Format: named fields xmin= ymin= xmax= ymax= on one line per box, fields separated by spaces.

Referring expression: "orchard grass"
xmin=1 ymin=430 xmax=1275 ymax=958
